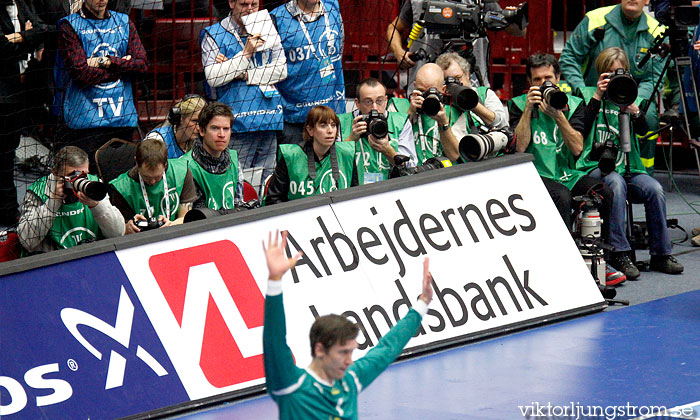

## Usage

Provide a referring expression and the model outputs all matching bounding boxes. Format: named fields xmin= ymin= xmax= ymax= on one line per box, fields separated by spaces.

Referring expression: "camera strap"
xmin=306 ymin=142 xmax=340 ymax=188
xmin=139 ymin=172 xmax=170 ymax=220
xmin=296 ymin=5 xmax=334 ymax=61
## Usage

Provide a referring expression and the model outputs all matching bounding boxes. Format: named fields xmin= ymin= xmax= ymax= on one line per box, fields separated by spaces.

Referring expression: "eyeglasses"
xmin=447 ymin=73 xmax=465 ymax=80
xmin=359 ymin=96 xmax=387 ymax=107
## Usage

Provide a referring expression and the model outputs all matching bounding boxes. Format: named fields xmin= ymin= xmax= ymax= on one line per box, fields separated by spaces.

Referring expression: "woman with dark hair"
xmin=264 ymin=105 xmax=358 ymax=205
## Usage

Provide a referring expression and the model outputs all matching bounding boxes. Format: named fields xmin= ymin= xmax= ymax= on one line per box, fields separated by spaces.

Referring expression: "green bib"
xmin=576 ymin=87 xmax=647 ymax=175
xmin=181 ymin=149 xmax=240 ymax=210
xmin=338 ymin=111 xmax=407 ymax=184
xmin=27 ymin=174 xmax=100 ymax=250
xmin=279 ymin=142 xmax=355 ymax=201
xmin=511 ymin=93 xmax=588 ymax=189
xmin=110 ymin=159 xmax=189 ymax=220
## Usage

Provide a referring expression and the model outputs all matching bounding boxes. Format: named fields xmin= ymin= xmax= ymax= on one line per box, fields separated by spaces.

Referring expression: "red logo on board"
xmin=149 ymin=240 xmax=265 ymax=388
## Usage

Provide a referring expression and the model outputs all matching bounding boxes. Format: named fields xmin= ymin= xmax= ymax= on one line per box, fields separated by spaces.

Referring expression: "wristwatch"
xmin=97 ymin=56 xmax=108 ymax=68
xmin=440 ymin=123 xmax=450 ymax=132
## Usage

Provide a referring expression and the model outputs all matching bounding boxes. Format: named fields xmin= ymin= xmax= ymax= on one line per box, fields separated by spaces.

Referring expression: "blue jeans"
xmin=229 ymin=130 xmax=277 ymax=196
xmin=588 ymin=168 xmax=671 ymax=256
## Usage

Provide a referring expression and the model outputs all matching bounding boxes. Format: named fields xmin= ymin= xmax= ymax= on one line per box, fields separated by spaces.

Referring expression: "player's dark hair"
xmin=309 ymin=314 xmax=359 ymax=357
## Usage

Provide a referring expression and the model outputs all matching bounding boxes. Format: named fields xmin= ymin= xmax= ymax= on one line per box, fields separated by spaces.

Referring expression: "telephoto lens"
xmin=540 ymin=81 xmax=568 ymax=110
xmin=606 ymin=68 xmax=638 ymax=107
xmin=445 ymin=76 xmax=479 ymax=112
xmin=459 ymin=129 xmax=510 ymax=161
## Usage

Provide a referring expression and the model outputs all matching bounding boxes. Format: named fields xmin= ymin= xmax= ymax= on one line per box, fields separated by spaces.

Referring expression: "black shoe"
xmin=649 ymin=255 xmax=684 ymax=275
xmin=609 ymin=252 xmax=641 ymax=280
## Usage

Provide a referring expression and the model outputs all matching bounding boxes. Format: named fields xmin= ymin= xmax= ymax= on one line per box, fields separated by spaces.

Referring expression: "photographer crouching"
xmin=18 ymin=146 xmax=125 ymax=254
xmin=577 ymin=48 xmax=683 ymax=277
xmin=509 ymin=53 xmax=625 ymax=285
xmin=339 ymin=78 xmax=417 ymax=184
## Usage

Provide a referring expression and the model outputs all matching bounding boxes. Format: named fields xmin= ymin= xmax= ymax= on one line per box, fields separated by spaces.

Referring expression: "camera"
xmin=183 ymin=200 xmax=262 ymax=223
xmin=539 ymin=81 xmax=568 ymax=110
xmin=459 ymin=127 xmax=513 ymax=161
xmin=444 ymin=76 xmax=479 ymax=112
xmin=418 ymin=87 xmax=444 ymax=116
xmin=63 ymin=170 xmax=108 ymax=202
xmin=135 ymin=216 xmax=165 ymax=232
xmin=389 ymin=155 xmax=451 ymax=178
xmin=360 ymin=110 xmax=389 ymax=139
xmin=422 ymin=1 xmax=528 ymax=41
xmin=605 ymin=68 xmax=638 ymax=107
xmin=589 ymin=139 xmax=619 ymax=175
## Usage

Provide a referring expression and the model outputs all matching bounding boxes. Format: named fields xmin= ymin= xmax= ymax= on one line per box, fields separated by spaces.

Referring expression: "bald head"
xmin=415 ymin=63 xmax=445 ymax=92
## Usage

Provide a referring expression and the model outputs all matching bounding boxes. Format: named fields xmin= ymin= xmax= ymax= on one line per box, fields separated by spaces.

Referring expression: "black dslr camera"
xmin=418 ymin=87 xmax=444 ymax=117
xmin=63 ymin=170 xmax=108 ymax=204
xmin=136 ymin=216 xmax=165 ymax=232
xmin=605 ymin=68 xmax=638 ymax=107
xmin=360 ymin=110 xmax=389 ymax=139
xmin=389 ymin=155 xmax=451 ymax=178
xmin=539 ymin=81 xmax=568 ymax=110
xmin=444 ymin=76 xmax=479 ymax=112
xmin=589 ymin=139 xmax=619 ymax=176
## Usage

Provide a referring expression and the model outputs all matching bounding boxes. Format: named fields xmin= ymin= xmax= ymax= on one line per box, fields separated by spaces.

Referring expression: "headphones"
xmin=168 ymin=94 xmax=206 ymax=127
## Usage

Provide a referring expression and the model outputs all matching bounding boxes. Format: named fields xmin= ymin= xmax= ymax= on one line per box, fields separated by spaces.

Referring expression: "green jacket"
xmin=559 ymin=4 xmax=666 ymax=103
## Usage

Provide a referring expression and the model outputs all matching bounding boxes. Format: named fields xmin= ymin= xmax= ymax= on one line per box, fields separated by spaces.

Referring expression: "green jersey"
xmin=110 ymin=159 xmax=190 ymax=220
xmin=576 ymin=87 xmax=647 ymax=176
xmin=181 ymin=149 xmax=240 ymax=210
xmin=510 ymin=93 xmax=588 ymax=189
xmin=26 ymin=174 xmax=100 ymax=250
xmin=338 ymin=111 xmax=407 ymax=185
xmin=278 ymin=143 xmax=356 ymax=201
xmin=263 ymin=292 xmax=424 ymax=420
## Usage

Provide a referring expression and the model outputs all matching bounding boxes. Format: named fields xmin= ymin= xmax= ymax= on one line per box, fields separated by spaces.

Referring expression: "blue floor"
xmin=173 ymin=290 xmax=700 ymax=420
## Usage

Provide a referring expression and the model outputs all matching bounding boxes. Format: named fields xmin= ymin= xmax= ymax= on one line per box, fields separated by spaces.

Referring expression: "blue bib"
xmin=148 ymin=125 xmax=185 ymax=159
xmin=59 ymin=12 xmax=136 ymax=129
xmin=202 ymin=21 xmax=284 ymax=132
xmin=271 ymin=0 xmax=345 ymax=123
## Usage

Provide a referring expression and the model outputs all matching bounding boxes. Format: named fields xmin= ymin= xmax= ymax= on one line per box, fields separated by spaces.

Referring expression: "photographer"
xmin=265 ymin=105 xmax=358 ymax=205
xmin=577 ymin=48 xmax=683 ymax=277
xmin=181 ymin=102 xmax=244 ymax=210
xmin=110 ymin=139 xmax=196 ymax=234
xmin=509 ymin=54 xmax=623 ymax=283
xmin=18 ymin=146 xmax=124 ymax=254
xmin=386 ymin=0 xmax=525 ymax=92
xmin=144 ymin=95 xmax=207 ymax=159
xmin=339 ymin=78 xmax=417 ymax=184
xmin=435 ymin=52 xmax=508 ymax=139
xmin=559 ymin=0 xmax=666 ymax=174
xmin=402 ymin=63 xmax=461 ymax=163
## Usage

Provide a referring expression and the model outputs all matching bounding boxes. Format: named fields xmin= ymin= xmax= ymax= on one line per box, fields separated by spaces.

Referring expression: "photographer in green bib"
xmin=339 ymin=78 xmax=416 ymax=185
xmin=110 ymin=138 xmax=197 ymax=234
xmin=578 ymin=47 xmax=683 ymax=277
xmin=181 ymin=102 xmax=244 ymax=210
xmin=510 ymin=53 xmax=625 ymax=286
xmin=18 ymin=146 xmax=124 ymax=254
xmin=265 ymin=105 xmax=358 ymax=204
xmin=402 ymin=63 xmax=462 ymax=164
xmin=435 ymin=52 xmax=509 ymax=138
xmin=559 ymin=0 xmax=667 ymax=174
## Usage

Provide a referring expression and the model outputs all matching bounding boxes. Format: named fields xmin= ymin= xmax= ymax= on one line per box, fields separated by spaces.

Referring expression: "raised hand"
xmin=263 ymin=230 xmax=302 ymax=281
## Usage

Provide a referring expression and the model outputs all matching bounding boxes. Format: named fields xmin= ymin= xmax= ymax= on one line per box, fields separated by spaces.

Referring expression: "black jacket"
xmin=0 ymin=0 xmax=48 ymax=103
